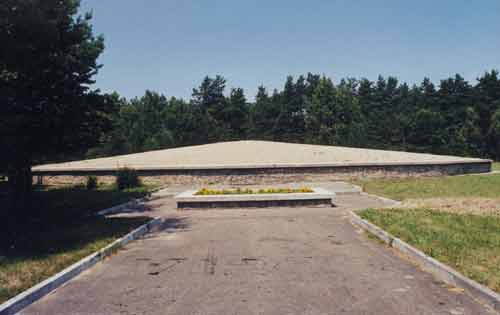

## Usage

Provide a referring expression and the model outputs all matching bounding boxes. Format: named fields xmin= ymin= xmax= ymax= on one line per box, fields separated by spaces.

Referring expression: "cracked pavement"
xmin=22 ymin=191 xmax=496 ymax=315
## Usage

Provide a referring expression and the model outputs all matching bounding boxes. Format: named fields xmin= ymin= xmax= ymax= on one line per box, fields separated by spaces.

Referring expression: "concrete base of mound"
xmin=32 ymin=161 xmax=492 ymax=187
xmin=175 ymin=187 xmax=335 ymax=209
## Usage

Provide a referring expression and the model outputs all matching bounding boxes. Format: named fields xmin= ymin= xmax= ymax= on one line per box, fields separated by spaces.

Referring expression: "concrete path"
xmin=22 ymin=192 xmax=495 ymax=315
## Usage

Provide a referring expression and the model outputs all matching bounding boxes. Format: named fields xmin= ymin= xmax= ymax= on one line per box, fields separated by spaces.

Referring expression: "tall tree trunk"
xmin=7 ymin=163 xmax=32 ymax=213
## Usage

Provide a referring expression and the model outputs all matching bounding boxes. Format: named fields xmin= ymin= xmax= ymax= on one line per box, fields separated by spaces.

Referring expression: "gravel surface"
xmin=33 ymin=140 xmax=486 ymax=171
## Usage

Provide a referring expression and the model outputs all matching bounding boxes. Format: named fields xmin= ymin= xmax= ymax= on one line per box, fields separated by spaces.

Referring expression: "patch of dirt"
xmin=400 ymin=197 xmax=500 ymax=216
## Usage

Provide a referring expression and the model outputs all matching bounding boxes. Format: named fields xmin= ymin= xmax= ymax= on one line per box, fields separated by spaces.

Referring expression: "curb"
xmin=350 ymin=211 xmax=500 ymax=312
xmin=97 ymin=186 xmax=165 ymax=216
xmin=328 ymin=185 xmax=362 ymax=195
xmin=359 ymin=191 xmax=403 ymax=207
xmin=0 ymin=217 xmax=164 ymax=315
xmin=347 ymin=184 xmax=402 ymax=207
xmin=175 ymin=187 xmax=335 ymax=209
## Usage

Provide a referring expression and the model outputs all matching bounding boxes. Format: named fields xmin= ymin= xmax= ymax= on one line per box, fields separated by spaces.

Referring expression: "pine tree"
xmin=305 ymin=77 xmax=337 ymax=144
xmin=224 ymin=88 xmax=249 ymax=140
xmin=191 ymin=76 xmax=228 ymax=142
xmin=0 ymin=0 xmax=112 ymax=210
xmin=476 ymin=71 xmax=500 ymax=157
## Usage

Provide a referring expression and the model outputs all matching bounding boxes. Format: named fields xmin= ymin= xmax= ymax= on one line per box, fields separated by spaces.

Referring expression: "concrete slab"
xmin=21 ymin=193 xmax=494 ymax=315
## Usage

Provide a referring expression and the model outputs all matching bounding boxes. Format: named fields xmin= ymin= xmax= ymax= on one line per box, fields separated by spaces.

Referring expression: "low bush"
xmin=86 ymin=176 xmax=98 ymax=190
xmin=115 ymin=167 xmax=141 ymax=190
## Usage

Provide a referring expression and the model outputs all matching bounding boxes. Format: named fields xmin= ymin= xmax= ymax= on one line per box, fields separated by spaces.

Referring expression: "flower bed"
xmin=195 ymin=187 xmax=313 ymax=196
xmin=176 ymin=187 xmax=334 ymax=209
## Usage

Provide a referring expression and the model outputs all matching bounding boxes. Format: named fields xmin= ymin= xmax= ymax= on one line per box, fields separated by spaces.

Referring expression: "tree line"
xmin=88 ymin=71 xmax=500 ymax=160
xmin=2 ymin=0 xmax=500 ymax=214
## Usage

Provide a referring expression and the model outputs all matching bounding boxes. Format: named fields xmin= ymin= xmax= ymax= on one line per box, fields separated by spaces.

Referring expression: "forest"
xmin=84 ymin=71 xmax=500 ymax=161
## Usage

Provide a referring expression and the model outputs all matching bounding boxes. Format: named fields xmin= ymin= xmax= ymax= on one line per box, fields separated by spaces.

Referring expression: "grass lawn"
xmin=358 ymin=208 xmax=500 ymax=293
xmin=0 ymin=183 xmax=156 ymax=303
xmin=356 ymin=171 xmax=500 ymax=293
xmin=494 ymin=162 xmax=500 ymax=171
xmin=357 ymin=173 xmax=500 ymax=201
xmin=29 ymin=184 xmax=156 ymax=218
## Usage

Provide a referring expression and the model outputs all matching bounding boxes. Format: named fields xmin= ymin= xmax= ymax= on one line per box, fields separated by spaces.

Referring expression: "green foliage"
xmin=275 ymin=75 xmax=307 ymax=142
xmin=192 ymin=75 xmax=228 ymax=142
xmin=305 ymin=77 xmax=364 ymax=146
xmin=359 ymin=208 xmax=500 ymax=292
xmin=0 ymin=182 xmax=155 ymax=251
xmin=408 ymin=109 xmax=445 ymax=153
xmin=1 ymin=0 xmax=499 ymax=199
xmin=248 ymin=86 xmax=281 ymax=140
xmin=224 ymin=88 xmax=249 ymax=140
xmin=86 ymin=70 xmax=500 ymax=162
xmin=86 ymin=176 xmax=98 ymax=190
xmin=115 ymin=168 xmax=141 ymax=190
xmin=0 ymin=0 xmax=114 ymax=205
xmin=489 ymin=109 xmax=500 ymax=158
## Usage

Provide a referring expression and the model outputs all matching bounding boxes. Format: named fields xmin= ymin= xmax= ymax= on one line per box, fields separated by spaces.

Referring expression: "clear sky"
xmin=80 ymin=0 xmax=500 ymax=100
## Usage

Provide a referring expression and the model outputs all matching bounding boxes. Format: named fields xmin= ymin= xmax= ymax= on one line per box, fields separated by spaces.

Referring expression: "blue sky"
xmin=80 ymin=0 xmax=500 ymax=100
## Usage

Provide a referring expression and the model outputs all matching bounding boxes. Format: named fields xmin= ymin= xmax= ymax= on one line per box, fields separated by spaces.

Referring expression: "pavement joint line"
xmin=350 ymin=210 xmax=500 ymax=312
xmin=0 ymin=217 xmax=165 ymax=315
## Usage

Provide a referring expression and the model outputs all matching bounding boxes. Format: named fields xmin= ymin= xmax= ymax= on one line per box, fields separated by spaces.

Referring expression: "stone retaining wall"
xmin=35 ymin=161 xmax=491 ymax=186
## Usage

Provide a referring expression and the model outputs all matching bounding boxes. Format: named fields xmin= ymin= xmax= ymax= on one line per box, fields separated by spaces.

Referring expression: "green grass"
xmin=0 ymin=183 xmax=156 ymax=303
xmin=0 ymin=216 xmax=149 ymax=303
xmin=494 ymin=162 xmax=500 ymax=171
xmin=358 ymin=208 xmax=500 ymax=293
xmin=0 ymin=183 xmax=155 ymax=218
xmin=357 ymin=173 xmax=500 ymax=201
xmin=30 ymin=184 xmax=156 ymax=218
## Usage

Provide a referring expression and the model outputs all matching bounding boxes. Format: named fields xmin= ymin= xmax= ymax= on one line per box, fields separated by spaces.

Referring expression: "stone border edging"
xmin=97 ymin=187 xmax=164 ymax=216
xmin=33 ymin=159 xmax=492 ymax=172
xmin=359 ymin=192 xmax=402 ymax=207
xmin=0 ymin=217 xmax=164 ymax=315
xmin=32 ymin=160 xmax=492 ymax=179
xmin=96 ymin=196 xmax=152 ymax=216
xmin=174 ymin=187 xmax=335 ymax=209
xmin=347 ymin=183 xmax=402 ymax=206
xmin=350 ymin=211 xmax=500 ymax=312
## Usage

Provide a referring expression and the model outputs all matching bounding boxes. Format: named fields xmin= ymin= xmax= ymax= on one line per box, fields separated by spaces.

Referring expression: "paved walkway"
xmin=22 ymin=192 xmax=495 ymax=315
